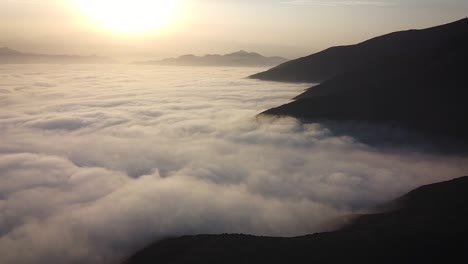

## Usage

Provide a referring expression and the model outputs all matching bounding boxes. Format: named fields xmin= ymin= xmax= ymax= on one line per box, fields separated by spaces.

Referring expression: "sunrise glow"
xmin=71 ymin=0 xmax=181 ymax=34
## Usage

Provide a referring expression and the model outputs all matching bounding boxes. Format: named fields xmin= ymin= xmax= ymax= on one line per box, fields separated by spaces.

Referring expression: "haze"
xmin=1 ymin=0 xmax=467 ymax=60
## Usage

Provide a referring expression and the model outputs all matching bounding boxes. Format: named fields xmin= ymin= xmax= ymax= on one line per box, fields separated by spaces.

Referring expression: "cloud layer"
xmin=0 ymin=64 xmax=467 ymax=263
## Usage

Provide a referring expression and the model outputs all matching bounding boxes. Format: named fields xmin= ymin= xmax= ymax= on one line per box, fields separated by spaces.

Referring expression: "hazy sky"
xmin=0 ymin=0 xmax=467 ymax=60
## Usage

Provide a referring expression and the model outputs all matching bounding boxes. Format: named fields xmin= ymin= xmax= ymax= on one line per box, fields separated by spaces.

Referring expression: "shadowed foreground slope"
xmin=261 ymin=18 xmax=468 ymax=140
xmin=124 ymin=176 xmax=468 ymax=264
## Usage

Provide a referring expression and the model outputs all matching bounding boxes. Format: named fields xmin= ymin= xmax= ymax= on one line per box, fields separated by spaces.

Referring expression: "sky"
xmin=0 ymin=0 xmax=467 ymax=60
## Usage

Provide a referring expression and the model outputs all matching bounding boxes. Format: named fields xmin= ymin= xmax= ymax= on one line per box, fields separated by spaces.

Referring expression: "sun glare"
xmin=71 ymin=0 xmax=181 ymax=34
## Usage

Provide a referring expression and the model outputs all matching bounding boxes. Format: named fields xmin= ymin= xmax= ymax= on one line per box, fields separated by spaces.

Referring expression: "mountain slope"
xmin=250 ymin=18 xmax=468 ymax=83
xmin=135 ymin=51 xmax=288 ymax=67
xmin=123 ymin=176 xmax=468 ymax=264
xmin=0 ymin=47 xmax=22 ymax=55
xmin=261 ymin=19 xmax=468 ymax=140
xmin=0 ymin=47 xmax=113 ymax=64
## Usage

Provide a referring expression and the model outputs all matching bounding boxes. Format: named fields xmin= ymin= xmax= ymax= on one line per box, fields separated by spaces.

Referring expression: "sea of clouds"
xmin=1 ymin=64 xmax=467 ymax=264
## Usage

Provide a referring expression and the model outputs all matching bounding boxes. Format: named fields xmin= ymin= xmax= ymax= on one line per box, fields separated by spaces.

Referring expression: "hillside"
xmin=260 ymin=18 xmax=468 ymax=140
xmin=0 ymin=47 xmax=113 ymax=64
xmin=124 ymin=176 xmax=468 ymax=264
xmin=250 ymin=18 xmax=468 ymax=83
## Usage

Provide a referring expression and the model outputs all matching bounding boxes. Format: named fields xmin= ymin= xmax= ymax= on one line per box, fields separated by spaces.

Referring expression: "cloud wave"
xmin=0 ymin=64 xmax=467 ymax=263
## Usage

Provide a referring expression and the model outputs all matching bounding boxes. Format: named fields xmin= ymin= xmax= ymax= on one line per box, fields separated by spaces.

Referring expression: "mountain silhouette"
xmin=0 ymin=47 xmax=22 ymax=55
xmin=250 ymin=18 xmax=468 ymax=83
xmin=0 ymin=47 xmax=113 ymax=64
xmin=123 ymin=176 xmax=468 ymax=264
xmin=259 ymin=18 xmax=468 ymax=141
xmin=134 ymin=51 xmax=288 ymax=67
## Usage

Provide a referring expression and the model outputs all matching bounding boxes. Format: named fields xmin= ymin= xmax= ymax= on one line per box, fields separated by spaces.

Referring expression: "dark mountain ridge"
xmin=134 ymin=50 xmax=288 ymax=67
xmin=260 ymin=18 xmax=468 ymax=141
xmin=124 ymin=176 xmax=468 ymax=264
xmin=250 ymin=18 xmax=468 ymax=83
xmin=0 ymin=47 xmax=113 ymax=64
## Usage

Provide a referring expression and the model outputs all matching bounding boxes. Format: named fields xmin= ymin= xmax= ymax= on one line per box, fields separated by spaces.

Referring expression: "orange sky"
xmin=0 ymin=0 xmax=467 ymax=60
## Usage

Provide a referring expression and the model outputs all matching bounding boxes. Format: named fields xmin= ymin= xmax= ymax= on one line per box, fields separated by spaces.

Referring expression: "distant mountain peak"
xmin=226 ymin=50 xmax=263 ymax=57
xmin=178 ymin=54 xmax=196 ymax=59
xmin=0 ymin=47 xmax=21 ymax=55
xmin=135 ymin=51 xmax=288 ymax=67
xmin=0 ymin=47 xmax=113 ymax=64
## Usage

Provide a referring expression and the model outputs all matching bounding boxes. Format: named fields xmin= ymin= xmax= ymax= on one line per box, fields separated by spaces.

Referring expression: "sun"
xmin=71 ymin=0 xmax=181 ymax=34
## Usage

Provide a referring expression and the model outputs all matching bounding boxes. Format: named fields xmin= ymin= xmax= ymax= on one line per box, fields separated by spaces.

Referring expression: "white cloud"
xmin=0 ymin=64 xmax=466 ymax=263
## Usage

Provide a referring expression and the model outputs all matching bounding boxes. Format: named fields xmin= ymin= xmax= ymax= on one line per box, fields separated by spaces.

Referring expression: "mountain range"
xmin=0 ymin=47 xmax=113 ymax=64
xmin=134 ymin=50 xmax=288 ymax=67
